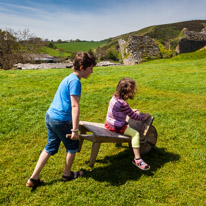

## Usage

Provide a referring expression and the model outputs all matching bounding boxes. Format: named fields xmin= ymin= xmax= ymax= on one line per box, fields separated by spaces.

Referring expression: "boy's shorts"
xmin=44 ymin=113 xmax=79 ymax=155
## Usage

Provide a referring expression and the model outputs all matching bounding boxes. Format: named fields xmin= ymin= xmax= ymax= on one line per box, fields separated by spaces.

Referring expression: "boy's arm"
xmin=71 ymin=95 xmax=80 ymax=140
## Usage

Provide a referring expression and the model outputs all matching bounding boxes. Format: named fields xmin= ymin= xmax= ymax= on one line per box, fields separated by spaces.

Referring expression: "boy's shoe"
xmin=26 ymin=178 xmax=45 ymax=188
xmin=62 ymin=171 xmax=84 ymax=182
xmin=132 ymin=158 xmax=150 ymax=170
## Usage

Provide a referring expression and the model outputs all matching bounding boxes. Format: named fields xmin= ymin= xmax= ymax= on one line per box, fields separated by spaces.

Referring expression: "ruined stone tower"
xmin=118 ymin=35 xmax=160 ymax=65
xmin=176 ymin=27 xmax=206 ymax=53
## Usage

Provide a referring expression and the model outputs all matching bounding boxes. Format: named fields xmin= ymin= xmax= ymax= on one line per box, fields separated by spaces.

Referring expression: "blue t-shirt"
xmin=47 ymin=73 xmax=81 ymax=121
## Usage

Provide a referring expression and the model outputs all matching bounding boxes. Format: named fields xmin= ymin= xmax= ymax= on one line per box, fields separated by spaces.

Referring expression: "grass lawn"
xmin=0 ymin=50 xmax=206 ymax=205
xmin=38 ymin=46 xmax=71 ymax=57
xmin=54 ymin=41 xmax=105 ymax=53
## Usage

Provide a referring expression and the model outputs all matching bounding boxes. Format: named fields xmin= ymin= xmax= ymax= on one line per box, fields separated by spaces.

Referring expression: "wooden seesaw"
xmin=66 ymin=115 xmax=157 ymax=167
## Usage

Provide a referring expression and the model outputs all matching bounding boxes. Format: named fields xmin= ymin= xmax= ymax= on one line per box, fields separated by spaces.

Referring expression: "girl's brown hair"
xmin=73 ymin=52 xmax=97 ymax=71
xmin=114 ymin=78 xmax=137 ymax=100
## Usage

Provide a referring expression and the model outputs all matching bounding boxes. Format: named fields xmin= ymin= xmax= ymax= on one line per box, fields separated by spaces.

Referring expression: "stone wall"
xmin=14 ymin=61 xmax=120 ymax=70
xmin=118 ymin=35 xmax=160 ymax=65
xmin=176 ymin=28 xmax=206 ymax=53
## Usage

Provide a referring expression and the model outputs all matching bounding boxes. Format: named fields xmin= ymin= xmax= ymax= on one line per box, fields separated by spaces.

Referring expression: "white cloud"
xmin=0 ymin=0 xmax=205 ymax=41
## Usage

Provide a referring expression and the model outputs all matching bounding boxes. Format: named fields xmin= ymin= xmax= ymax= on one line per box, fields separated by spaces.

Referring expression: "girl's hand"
xmin=70 ymin=131 xmax=80 ymax=140
xmin=133 ymin=109 xmax=140 ymax=114
xmin=142 ymin=113 xmax=151 ymax=121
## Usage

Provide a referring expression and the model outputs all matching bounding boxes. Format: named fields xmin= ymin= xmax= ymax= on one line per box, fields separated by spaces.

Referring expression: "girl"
xmin=105 ymin=78 xmax=150 ymax=170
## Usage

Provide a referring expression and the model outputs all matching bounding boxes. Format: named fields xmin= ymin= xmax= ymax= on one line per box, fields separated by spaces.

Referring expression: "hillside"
xmin=54 ymin=41 xmax=105 ymax=53
xmin=39 ymin=40 xmax=105 ymax=59
xmin=95 ymin=20 xmax=206 ymax=60
xmin=41 ymin=20 xmax=206 ymax=61
xmin=116 ymin=20 xmax=206 ymax=42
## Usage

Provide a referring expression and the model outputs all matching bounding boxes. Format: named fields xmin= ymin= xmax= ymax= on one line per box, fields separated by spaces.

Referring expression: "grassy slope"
xmin=0 ymin=50 xmax=205 ymax=205
xmin=38 ymin=20 xmax=206 ymax=57
xmin=38 ymin=41 xmax=105 ymax=57
xmin=38 ymin=46 xmax=71 ymax=57
xmin=121 ymin=20 xmax=206 ymax=40
xmin=99 ymin=20 xmax=206 ymax=52
xmin=145 ymin=20 xmax=206 ymax=41
xmin=54 ymin=41 xmax=105 ymax=53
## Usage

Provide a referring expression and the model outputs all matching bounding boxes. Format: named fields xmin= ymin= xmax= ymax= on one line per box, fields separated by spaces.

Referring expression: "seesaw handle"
xmin=66 ymin=134 xmax=94 ymax=139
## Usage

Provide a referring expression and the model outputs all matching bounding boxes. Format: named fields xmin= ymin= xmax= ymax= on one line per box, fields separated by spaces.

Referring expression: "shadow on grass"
xmin=84 ymin=147 xmax=180 ymax=186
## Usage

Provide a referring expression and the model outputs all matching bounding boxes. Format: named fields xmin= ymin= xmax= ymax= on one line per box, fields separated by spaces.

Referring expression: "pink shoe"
xmin=132 ymin=158 xmax=150 ymax=170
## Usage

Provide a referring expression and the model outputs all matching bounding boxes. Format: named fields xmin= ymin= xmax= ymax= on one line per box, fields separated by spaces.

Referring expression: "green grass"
xmin=54 ymin=41 xmax=105 ymax=53
xmin=38 ymin=46 xmax=71 ymax=57
xmin=0 ymin=51 xmax=206 ymax=205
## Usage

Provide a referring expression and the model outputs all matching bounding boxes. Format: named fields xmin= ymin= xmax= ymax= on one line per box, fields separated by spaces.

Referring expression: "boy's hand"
xmin=70 ymin=131 xmax=80 ymax=140
xmin=66 ymin=131 xmax=80 ymax=140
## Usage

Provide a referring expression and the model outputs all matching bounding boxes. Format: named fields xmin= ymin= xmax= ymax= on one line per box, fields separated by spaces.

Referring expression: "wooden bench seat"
xmin=77 ymin=119 xmax=157 ymax=167
xmin=78 ymin=121 xmax=131 ymax=167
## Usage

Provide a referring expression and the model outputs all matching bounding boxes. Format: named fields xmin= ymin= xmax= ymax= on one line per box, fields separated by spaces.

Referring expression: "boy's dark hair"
xmin=73 ymin=52 xmax=97 ymax=71
xmin=114 ymin=78 xmax=137 ymax=100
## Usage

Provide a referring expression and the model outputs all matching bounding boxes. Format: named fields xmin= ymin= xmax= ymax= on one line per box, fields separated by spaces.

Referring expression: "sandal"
xmin=62 ymin=171 xmax=84 ymax=182
xmin=132 ymin=158 xmax=150 ymax=170
xmin=26 ymin=178 xmax=45 ymax=188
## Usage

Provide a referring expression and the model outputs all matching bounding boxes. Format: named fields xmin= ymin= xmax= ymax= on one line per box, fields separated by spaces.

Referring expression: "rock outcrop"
xmin=176 ymin=28 xmax=206 ymax=53
xmin=119 ymin=35 xmax=160 ymax=65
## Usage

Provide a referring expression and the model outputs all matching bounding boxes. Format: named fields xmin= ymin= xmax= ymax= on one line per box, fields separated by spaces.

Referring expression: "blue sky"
xmin=0 ymin=0 xmax=206 ymax=41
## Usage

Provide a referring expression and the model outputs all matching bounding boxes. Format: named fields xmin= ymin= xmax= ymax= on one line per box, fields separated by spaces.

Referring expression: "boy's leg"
xmin=55 ymin=123 xmax=83 ymax=178
xmin=62 ymin=152 xmax=84 ymax=181
xmin=30 ymin=150 xmax=51 ymax=180
xmin=63 ymin=152 xmax=76 ymax=176
xmin=26 ymin=114 xmax=60 ymax=187
xmin=26 ymin=150 xmax=51 ymax=187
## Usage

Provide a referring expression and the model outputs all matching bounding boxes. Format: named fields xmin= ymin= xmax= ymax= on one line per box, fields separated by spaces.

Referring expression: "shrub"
xmin=105 ymin=49 xmax=120 ymax=61
xmin=156 ymin=41 xmax=174 ymax=58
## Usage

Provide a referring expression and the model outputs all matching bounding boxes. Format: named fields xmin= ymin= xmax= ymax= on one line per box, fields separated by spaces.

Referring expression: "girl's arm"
xmin=71 ymin=95 xmax=80 ymax=140
xmin=121 ymin=103 xmax=144 ymax=121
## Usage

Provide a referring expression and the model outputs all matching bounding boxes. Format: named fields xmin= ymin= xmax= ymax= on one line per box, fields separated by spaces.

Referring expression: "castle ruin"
xmin=118 ymin=35 xmax=160 ymax=65
xmin=176 ymin=27 xmax=206 ymax=53
xmin=118 ymin=27 xmax=206 ymax=65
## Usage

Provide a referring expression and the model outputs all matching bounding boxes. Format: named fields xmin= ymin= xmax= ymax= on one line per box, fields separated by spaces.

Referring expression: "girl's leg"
xmin=124 ymin=126 xmax=150 ymax=170
xmin=124 ymin=126 xmax=141 ymax=158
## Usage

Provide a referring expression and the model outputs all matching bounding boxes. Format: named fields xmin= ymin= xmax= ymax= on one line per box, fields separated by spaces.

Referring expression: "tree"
xmin=106 ymin=50 xmax=119 ymax=61
xmin=57 ymin=39 xmax=62 ymax=43
xmin=48 ymin=42 xmax=55 ymax=48
xmin=0 ymin=28 xmax=46 ymax=70
xmin=88 ymin=49 xmax=95 ymax=57
xmin=0 ymin=29 xmax=22 ymax=70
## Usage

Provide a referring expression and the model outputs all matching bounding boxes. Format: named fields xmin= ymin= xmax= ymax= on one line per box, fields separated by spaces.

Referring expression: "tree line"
xmin=0 ymin=28 xmax=121 ymax=70
xmin=0 ymin=29 xmax=48 ymax=70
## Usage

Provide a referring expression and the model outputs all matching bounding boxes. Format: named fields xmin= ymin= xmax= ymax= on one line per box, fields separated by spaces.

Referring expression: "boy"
xmin=26 ymin=52 xmax=96 ymax=187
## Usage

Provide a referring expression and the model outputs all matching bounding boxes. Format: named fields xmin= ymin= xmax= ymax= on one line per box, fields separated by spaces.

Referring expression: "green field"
xmin=0 ymin=49 xmax=206 ymax=205
xmin=38 ymin=46 xmax=71 ymax=57
xmin=54 ymin=41 xmax=105 ymax=53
